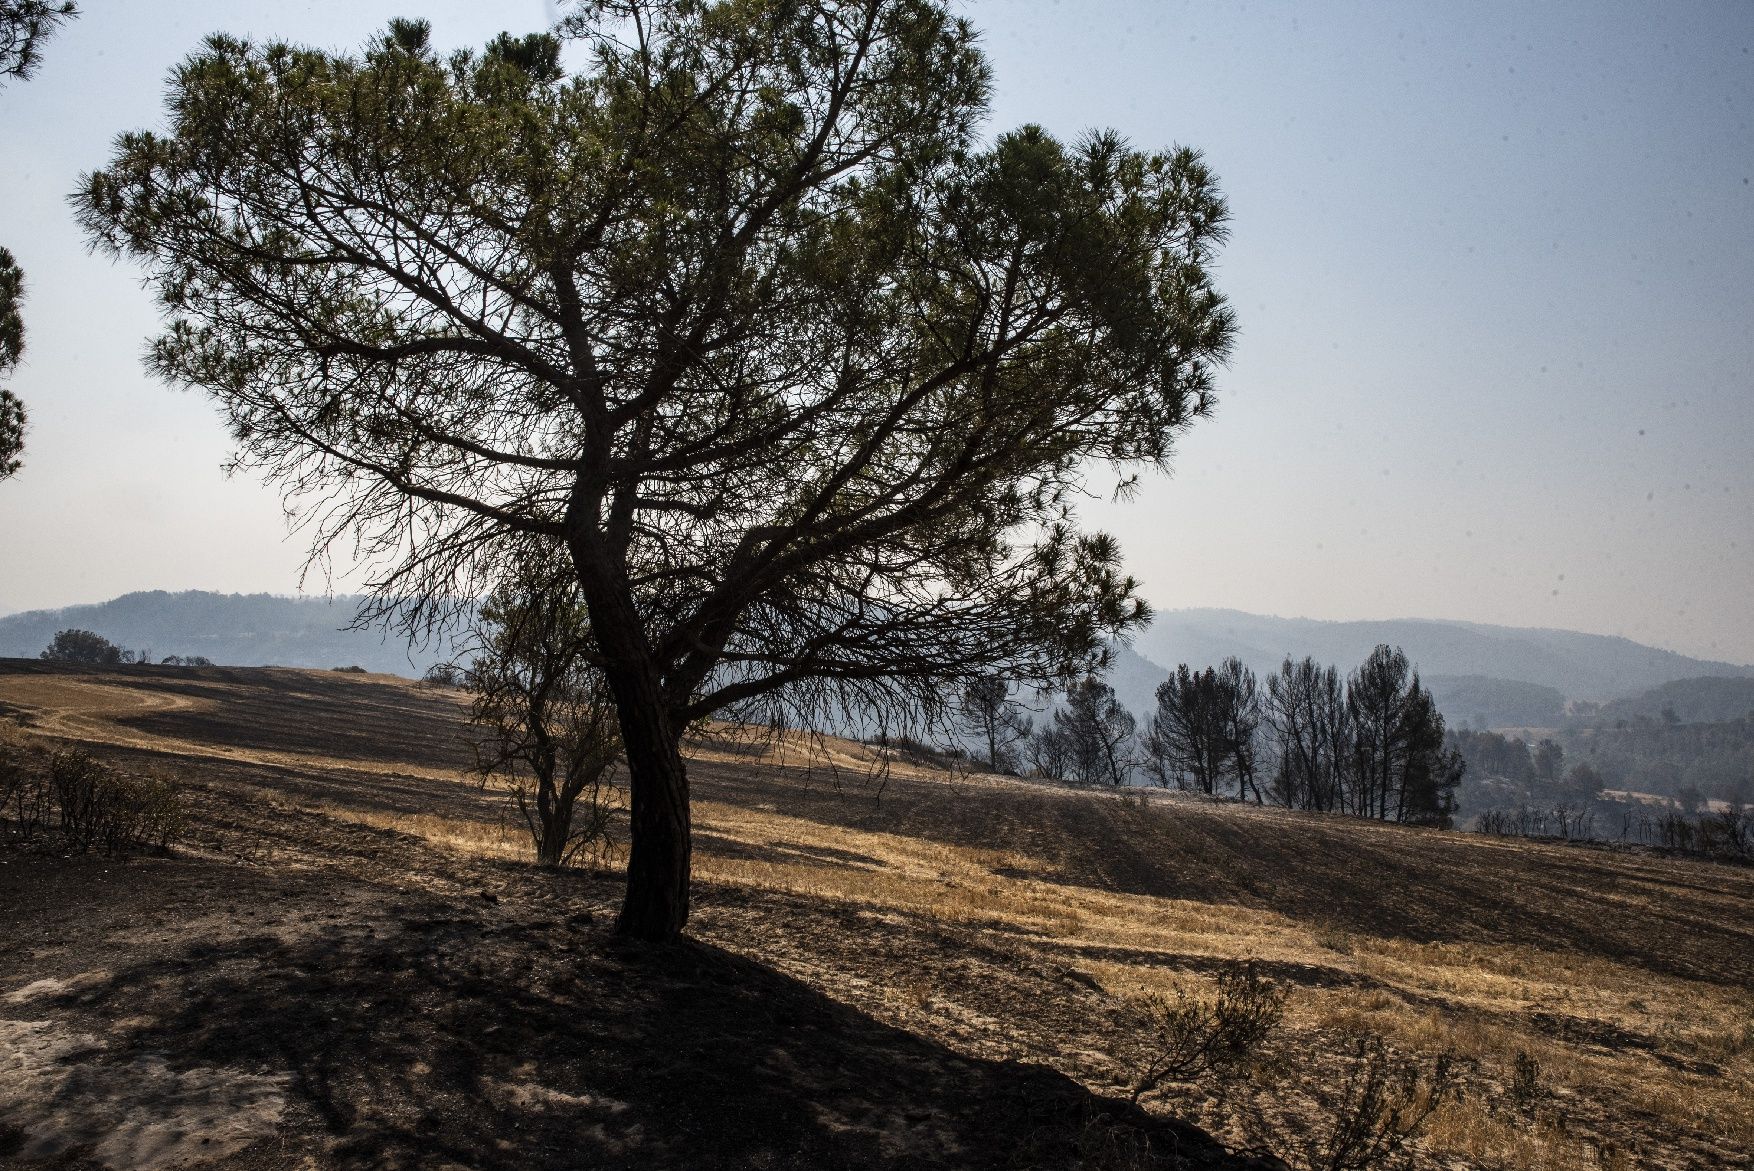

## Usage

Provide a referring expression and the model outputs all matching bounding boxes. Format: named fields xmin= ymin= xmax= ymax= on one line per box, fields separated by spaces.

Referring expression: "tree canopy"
xmin=76 ymin=1 xmax=1234 ymax=938
xmin=0 ymin=0 xmax=75 ymax=82
xmin=1 ymin=1 xmax=78 ymax=480
xmin=0 ymin=247 xmax=24 ymax=479
xmin=41 ymin=628 xmax=123 ymax=665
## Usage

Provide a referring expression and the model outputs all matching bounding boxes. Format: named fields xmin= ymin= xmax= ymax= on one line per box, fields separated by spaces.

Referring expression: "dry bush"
xmin=51 ymin=746 xmax=110 ymax=844
xmin=1303 ymin=1035 xmax=1456 ymax=1171
xmin=1 ymin=728 xmax=53 ymax=836
xmin=1071 ymin=1109 xmax=1171 ymax=1170
xmin=41 ymin=745 xmax=183 ymax=855
xmin=1506 ymin=1049 xmax=1541 ymax=1117
xmin=1130 ymin=960 xmax=1287 ymax=1102
xmin=505 ymin=767 xmax=623 ymax=868
xmin=97 ymin=770 xmax=185 ymax=855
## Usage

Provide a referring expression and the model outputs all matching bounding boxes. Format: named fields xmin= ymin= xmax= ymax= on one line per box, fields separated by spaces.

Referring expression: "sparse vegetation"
xmin=1129 ymin=959 xmax=1286 ymax=1101
xmin=1 ymin=663 xmax=1750 ymax=1170
xmin=420 ymin=661 xmax=462 ymax=688
xmin=465 ymin=562 xmax=622 ymax=868
xmin=1303 ymin=1037 xmax=1457 ymax=1171
xmin=2 ymin=729 xmax=182 ymax=854
xmin=1506 ymin=1049 xmax=1541 ymax=1117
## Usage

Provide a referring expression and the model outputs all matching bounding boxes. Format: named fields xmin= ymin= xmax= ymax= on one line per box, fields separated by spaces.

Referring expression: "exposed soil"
xmin=1 ymin=660 xmax=1750 ymax=1170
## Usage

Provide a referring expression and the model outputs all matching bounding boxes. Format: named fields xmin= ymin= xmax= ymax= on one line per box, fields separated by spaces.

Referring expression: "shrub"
xmin=466 ymin=569 xmax=622 ymax=868
xmin=50 ymin=746 xmax=110 ymax=844
xmin=421 ymin=661 xmax=462 ymax=688
xmin=332 ymin=664 xmax=367 ymax=673
xmin=1130 ymin=960 xmax=1287 ymax=1101
xmin=0 ymin=729 xmax=52 ymax=836
xmin=97 ymin=770 xmax=184 ymax=854
xmin=1305 ymin=1036 xmax=1456 ymax=1171
xmin=1507 ymin=1050 xmax=1541 ymax=1117
xmin=27 ymin=744 xmax=184 ymax=856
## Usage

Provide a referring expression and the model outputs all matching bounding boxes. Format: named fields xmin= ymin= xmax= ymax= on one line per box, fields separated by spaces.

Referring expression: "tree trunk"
xmin=536 ymin=775 xmax=566 ymax=867
xmin=535 ymin=780 xmax=578 ymax=868
xmin=613 ymin=695 xmax=691 ymax=939
xmin=570 ymin=534 xmax=693 ymax=941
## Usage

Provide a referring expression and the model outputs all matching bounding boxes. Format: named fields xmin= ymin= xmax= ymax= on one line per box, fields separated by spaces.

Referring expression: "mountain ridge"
xmin=0 ymin=589 xmax=454 ymax=676
xmin=1130 ymin=607 xmax=1753 ymax=706
xmin=3 ymin=592 xmax=1748 ymax=725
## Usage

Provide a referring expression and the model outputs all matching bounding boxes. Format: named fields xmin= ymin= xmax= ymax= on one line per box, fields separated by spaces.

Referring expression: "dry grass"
xmin=5 ymin=662 xmax=1750 ymax=1170
xmin=325 ymin=791 xmax=1754 ymax=1168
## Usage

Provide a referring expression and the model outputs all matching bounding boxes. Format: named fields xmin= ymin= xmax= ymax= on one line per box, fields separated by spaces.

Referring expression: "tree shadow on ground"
xmin=16 ymin=892 xmax=1274 ymax=1171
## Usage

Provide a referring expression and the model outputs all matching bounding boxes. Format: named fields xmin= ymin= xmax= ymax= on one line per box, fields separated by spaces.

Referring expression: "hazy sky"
xmin=1 ymin=1 xmax=1750 ymax=662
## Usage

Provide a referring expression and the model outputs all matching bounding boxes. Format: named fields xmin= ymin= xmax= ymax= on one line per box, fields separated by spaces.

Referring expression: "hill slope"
xmin=0 ymin=661 xmax=1748 ymax=1170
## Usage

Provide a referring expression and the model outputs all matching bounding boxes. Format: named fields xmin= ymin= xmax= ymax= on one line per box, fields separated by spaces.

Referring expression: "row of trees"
xmin=966 ymin=645 xmax=1463 ymax=826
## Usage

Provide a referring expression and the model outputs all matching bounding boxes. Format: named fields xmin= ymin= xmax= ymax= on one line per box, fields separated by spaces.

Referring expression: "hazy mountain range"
xmin=2 ymin=592 xmax=1749 ymax=729
xmin=1112 ymin=609 xmax=1754 ymax=729
xmin=0 ymin=591 xmax=454 ymax=676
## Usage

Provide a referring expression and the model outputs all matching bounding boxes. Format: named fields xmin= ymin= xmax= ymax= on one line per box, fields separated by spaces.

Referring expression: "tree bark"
xmin=570 ymin=525 xmax=694 ymax=941
xmin=612 ymin=690 xmax=691 ymax=939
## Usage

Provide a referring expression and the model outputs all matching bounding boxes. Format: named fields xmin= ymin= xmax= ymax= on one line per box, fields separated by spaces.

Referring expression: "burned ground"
xmin=1 ymin=661 xmax=1749 ymax=1170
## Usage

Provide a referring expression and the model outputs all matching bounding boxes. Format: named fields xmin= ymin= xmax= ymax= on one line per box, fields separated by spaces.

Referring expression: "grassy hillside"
xmin=1 ymin=661 xmax=1749 ymax=1170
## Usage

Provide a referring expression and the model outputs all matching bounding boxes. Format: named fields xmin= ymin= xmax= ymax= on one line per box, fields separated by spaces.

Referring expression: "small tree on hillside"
xmin=40 ymin=628 xmax=122 ymax=664
xmin=1144 ymin=656 xmax=1259 ymax=797
xmin=1533 ymin=738 xmax=1564 ymax=786
xmin=1026 ymin=721 xmax=1072 ymax=781
xmin=959 ymin=674 xmax=1029 ymax=773
xmin=467 ymin=557 xmax=622 ymax=868
xmin=1561 ymin=762 xmax=1604 ymax=804
xmin=1347 ymin=645 xmax=1415 ymax=820
xmin=1057 ymin=675 xmax=1136 ymax=786
xmin=1216 ymin=657 xmax=1263 ymax=802
xmin=1396 ymin=681 xmax=1463 ymax=826
xmin=1144 ymin=664 xmax=1226 ymax=793
xmin=1265 ymin=657 xmax=1351 ymax=812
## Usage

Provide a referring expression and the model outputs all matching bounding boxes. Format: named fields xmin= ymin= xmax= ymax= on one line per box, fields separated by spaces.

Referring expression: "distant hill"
xmin=1131 ymin=609 xmax=1754 ymax=707
xmin=6 ymin=592 xmax=1748 ymax=728
xmin=0 ymin=590 xmax=453 ymax=676
xmin=1102 ymin=644 xmax=1569 ymax=731
xmin=1101 ymin=641 xmax=1172 ymax=724
xmin=1421 ymin=675 xmax=1567 ymax=731
xmin=1597 ymin=677 xmax=1754 ymax=725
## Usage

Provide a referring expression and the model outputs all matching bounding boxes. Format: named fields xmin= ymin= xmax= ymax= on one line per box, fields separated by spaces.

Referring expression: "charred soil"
xmin=0 ymin=660 xmax=1748 ymax=1170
